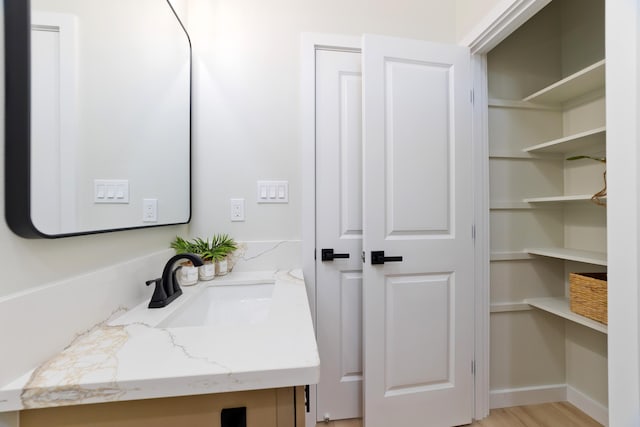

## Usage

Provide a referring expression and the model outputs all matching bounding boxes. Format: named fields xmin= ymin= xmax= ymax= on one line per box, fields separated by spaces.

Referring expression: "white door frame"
xmin=31 ymin=11 xmax=78 ymax=233
xmin=605 ymin=1 xmax=640 ymax=425
xmin=462 ymin=0 xmax=552 ymax=419
xmin=301 ymin=2 xmax=551 ymax=422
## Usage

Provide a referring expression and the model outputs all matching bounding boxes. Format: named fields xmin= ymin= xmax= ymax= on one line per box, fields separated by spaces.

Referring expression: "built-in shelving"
xmin=523 ymin=194 xmax=603 ymax=203
xmin=523 ymin=60 xmax=605 ymax=105
xmin=523 ymin=127 xmax=606 ymax=154
xmin=526 ymin=247 xmax=607 ymax=266
xmin=486 ymin=1 xmax=608 ymax=416
xmin=525 ymin=297 xmax=607 ymax=334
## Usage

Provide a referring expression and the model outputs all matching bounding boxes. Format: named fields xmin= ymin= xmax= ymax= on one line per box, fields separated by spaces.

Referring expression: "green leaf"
xmin=170 ymin=234 xmax=238 ymax=261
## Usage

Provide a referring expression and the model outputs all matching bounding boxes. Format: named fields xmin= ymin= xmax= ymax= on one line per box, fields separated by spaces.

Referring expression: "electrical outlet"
xmin=230 ymin=198 xmax=245 ymax=221
xmin=143 ymin=199 xmax=158 ymax=222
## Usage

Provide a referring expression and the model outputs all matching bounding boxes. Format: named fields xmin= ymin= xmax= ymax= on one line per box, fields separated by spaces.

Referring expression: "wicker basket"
xmin=569 ymin=272 xmax=608 ymax=324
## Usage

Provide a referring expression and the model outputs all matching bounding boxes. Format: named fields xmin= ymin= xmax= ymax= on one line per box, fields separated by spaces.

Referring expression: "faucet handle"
xmin=146 ymin=278 xmax=160 ymax=286
xmin=146 ymin=278 xmax=168 ymax=308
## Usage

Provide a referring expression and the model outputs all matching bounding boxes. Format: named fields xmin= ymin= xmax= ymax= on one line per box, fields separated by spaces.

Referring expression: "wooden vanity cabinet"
xmin=20 ymin=387 xmax=306 ymax=427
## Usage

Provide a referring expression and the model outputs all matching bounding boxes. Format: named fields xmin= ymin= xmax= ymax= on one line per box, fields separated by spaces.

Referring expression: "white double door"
xmin=316 ymin=35 xmax=474 ymax=427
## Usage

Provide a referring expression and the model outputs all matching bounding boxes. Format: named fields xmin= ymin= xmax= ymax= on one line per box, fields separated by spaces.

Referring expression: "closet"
xmin=487 ymin=0 xmax=607 ymax=423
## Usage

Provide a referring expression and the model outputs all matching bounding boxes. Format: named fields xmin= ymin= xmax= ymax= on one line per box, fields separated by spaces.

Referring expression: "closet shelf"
xmin=525 ymin=297 xmax=607 ymax=334
xmin=523 ymin=60 xmax=605 ymax=105
xmin=488 ymin=98 xmax=561 ymax=111
xmin=523 ymin=194 xmax=604 ymax=203
xmin=522 ymin=127 xmax=606 ymax=154
xmin=491 ymin=201 xmax=534 ymax=210
xmin=490 ymin=251 xmax=536 ymax=262
xmin=526 ymin=247 xmax=607 ymax=266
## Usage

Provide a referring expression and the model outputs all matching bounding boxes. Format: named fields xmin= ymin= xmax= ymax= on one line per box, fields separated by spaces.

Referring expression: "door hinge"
xmin=472 ymin=360 xmax=476 ymax=375
xmin=472 ymin=224 xmax=476 ymax=241
xmin=314 ymin=249 xmax=316 ymax=260
xmin=470 ymin=89 xmax=474 ymax=104
xmin=361 ymin=251 xmax=365 ymax=263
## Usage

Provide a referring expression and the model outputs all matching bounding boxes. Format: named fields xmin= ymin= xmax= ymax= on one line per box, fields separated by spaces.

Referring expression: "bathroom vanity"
xmin=0 ymin=270 xmax=318 ymax=426
xmin=19 ymin=387 xmax=306 ymax=427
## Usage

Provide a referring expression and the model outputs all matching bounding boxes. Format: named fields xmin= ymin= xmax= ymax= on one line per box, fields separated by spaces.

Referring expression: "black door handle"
xmin=371 ymin=251 xmax=403 ymax=265
xmin=321 ymin=248 xmax=350 ymax=261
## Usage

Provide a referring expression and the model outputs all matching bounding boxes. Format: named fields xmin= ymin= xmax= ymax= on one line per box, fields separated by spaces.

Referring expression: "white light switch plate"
xmin=94 ymin=179 xmax=129 ymax=204
xmin=257 ymin=181 xmax=288 ymax=203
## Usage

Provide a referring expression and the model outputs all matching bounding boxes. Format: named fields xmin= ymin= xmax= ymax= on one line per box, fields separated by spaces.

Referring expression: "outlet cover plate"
xmin=231 ymin=198 xmax=245 ymax=221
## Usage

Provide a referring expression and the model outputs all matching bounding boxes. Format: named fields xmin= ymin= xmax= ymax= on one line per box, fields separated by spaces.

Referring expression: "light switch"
xmin=95 ymin=179 xmax=129 ymax=204
xmin=257 ymin=181 xmax=288 ymax=204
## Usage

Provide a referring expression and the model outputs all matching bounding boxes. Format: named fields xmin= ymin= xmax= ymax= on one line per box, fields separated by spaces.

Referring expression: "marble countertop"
xmin=0 ymin=270 xmax=319 ymax=412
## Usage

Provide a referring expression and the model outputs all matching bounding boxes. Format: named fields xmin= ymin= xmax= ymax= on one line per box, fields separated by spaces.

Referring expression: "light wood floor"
xmin=315 ymin=402 xmax=602 ymax=427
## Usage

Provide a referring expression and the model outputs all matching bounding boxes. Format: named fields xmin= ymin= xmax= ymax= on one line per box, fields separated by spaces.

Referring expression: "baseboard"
xmin=490 ymin=384 xmax=567 ymax=409
xmin=490 ymin=384 xmax=609 ymax=425
xmin=567 ymin=386 xmax=609 ymax=426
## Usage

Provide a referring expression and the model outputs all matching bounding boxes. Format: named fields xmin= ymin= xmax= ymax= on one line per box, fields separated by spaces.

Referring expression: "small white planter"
xmin=177 ymin=263 xmax=199 ymax=286
xmin=215 ymin=258 xmax=229 ymax=276
xmin=199 ymin=260 xmax=216 ymax=281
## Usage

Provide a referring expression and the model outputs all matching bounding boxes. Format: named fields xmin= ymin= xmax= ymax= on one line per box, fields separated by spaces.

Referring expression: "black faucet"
xmin=146 ymin=253 xmax=203 ymax=308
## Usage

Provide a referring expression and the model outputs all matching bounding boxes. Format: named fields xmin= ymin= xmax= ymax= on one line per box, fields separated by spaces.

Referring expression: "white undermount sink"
xmin=158 ymin=283 xmax=275 ymax=328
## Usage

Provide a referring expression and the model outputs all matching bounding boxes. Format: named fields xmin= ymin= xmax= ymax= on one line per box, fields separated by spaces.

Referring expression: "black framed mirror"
xmin=5 ymin=0 xmax=192 ymax=238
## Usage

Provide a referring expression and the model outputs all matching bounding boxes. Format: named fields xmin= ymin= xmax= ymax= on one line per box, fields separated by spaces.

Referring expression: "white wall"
xmin=186 ymin=0 xmax=457 ymax=246
xmin=456 ymin=0 xmax=511 ymax=42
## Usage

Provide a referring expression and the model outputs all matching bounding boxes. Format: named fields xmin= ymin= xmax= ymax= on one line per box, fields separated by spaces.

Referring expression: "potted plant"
xmin=193 ymin=237 xmax=216 ymax=281
xmin=210 ymin=234 xmax=238 ymax=276
xmin=169 ymin=236 xmax=199 ymax=286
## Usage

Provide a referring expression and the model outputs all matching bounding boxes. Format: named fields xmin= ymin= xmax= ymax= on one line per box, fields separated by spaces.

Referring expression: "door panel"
xmin=384 ymin=60 xmax=451 ymax=234
xmin=315 ymin=49 xmax=363 ymax=421
xmin=340 ymin=271 xmax=363 ymax=380
xmin=385 ymin=273 xmax=452 ymax=393
xmin=340 ymin=73 xmax=364 ymax=237
xmin=362 ymin=34 xmax=473 ymax=427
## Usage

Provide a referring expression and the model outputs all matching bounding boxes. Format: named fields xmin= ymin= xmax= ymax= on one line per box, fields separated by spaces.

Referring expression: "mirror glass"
xmin=6 ymin=0 xmax=191 ymax=237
